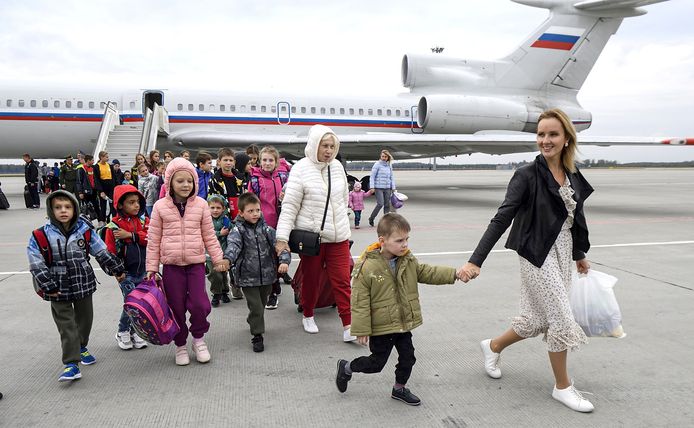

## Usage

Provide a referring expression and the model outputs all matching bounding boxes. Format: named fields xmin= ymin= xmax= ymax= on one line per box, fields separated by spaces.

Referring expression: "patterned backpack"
xmin=123 ymin=277 xmax=179 ymax=345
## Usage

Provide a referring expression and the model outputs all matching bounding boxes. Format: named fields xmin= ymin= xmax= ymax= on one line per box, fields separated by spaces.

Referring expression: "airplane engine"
xmin=417 ymin=95 xmax=528 ymax=133
xmin=402 ymin=54 xmax=476 ymax=89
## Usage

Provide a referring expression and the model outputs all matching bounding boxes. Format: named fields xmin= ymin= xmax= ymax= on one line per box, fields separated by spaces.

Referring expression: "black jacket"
xmin=93 ymin=162 xmax=116 ymax=193
xmin=469 ymin=155 xmax=593 ymax=269
xmin=25 ymin=160 xmax=39 ymax=184
xmin=75 ymin=164 xmax=96 ymax=195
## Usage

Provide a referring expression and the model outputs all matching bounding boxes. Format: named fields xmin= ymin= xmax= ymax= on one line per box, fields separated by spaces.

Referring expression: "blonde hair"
xmin=538 ymin=108 xmax=577 ymax=173
xmin=381 ymin=149 xmax=394 ymax=163
xmin=260 ymin=145 xmax=280 ymax=164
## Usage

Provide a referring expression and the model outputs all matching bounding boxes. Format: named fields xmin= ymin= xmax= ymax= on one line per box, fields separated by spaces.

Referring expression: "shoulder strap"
xmin=320 ymin=166 xmax=331 ymax=232
xmin=32 ymin=227 xmax=52 ymax=266
xmin=84 ymin=229 xmax=91 ymax=259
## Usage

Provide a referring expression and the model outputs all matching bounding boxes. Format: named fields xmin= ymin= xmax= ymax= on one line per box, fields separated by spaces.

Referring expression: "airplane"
xmin=0 ymin=0 xmax=690 ymax=164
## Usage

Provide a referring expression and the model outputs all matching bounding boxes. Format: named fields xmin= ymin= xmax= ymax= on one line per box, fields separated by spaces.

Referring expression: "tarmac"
xmin=0 ymin=168 xmax=692 ymax=427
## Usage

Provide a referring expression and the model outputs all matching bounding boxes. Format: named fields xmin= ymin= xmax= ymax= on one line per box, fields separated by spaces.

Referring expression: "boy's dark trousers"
xmin=206 ymin=259 xmax=230 ymax=295
xmin=50 ymin=295 xmax=94 ymax=365
xmin=241 ymin=284 xmax=271 ymax=335
xmin=349 ymin=332 xmax=416 ymax=385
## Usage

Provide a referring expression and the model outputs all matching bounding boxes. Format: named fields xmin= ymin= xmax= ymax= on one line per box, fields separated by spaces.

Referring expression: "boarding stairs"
xmin=93 ymin=102 xmax=170 ymax=171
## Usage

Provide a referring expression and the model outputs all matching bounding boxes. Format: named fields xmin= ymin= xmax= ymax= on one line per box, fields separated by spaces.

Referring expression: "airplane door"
xmin=410 ymin=105 xmax=423 ymax=133
xmin=143 ymin=90 xmax=164 ymax=114
xmin=277 ymin=101 xmax=291 ymax=125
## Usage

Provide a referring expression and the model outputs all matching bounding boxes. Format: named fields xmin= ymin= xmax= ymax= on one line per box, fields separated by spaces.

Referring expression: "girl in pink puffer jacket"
xmin=348 ymin=181 xmax=369 ymax=229
xmin=146 ymin=158 xmax=228 ymax=366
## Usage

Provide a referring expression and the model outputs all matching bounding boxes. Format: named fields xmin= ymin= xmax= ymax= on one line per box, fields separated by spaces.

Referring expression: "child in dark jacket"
xmin=223 ymin=193 xmax=291 ymax=352
xmin=206 ymin=194 xmax=236 ymax=306
xmin=27 ymin=190 xmax=125 ymax=382
xmin=104 ymin=184 xmax=150 ymax=351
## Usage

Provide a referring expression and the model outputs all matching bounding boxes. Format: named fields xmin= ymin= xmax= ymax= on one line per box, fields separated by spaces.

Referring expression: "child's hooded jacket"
xmin=104 ymin=184 xmax=149 ymax=276
xmin=27 ymin=190 xmax=124 ymax=302
xmin=146 ymin=158 xmax=224 ymax=272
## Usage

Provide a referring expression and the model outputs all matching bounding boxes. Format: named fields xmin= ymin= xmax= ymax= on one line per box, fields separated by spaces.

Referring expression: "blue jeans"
xmin=118 ymin=273 xmax=145 ymax=332
xmin=353 ymin=210 xmax=362 ymax=226
xmin=146 ymin=206 xmax=153 ymax=217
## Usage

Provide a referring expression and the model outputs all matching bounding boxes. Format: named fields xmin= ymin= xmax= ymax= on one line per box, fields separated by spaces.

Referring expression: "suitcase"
xmin=0 ymin=187 xmax=9 ymax=209
xmin=23 ymin=185 xmax=33 ymax=208
xmin=291 ymin=248 xmax=355 ymax=313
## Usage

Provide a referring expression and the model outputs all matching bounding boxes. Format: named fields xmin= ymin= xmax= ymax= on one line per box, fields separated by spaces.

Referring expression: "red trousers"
xmin=299 ymin=240 xmax=351 ymax=326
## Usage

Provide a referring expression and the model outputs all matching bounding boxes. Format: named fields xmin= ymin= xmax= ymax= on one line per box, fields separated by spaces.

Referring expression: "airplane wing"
xmin=572 ymin=0 xmax=670 ymax=11
xmin=168 ymin=130 xmax=692 ymax=161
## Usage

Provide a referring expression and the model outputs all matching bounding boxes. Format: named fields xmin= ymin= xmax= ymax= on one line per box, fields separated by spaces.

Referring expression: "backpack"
xmin=123 ymin=277 xmax=180 ymax=345
xmin=31 ymin=226 xmax=91 ymax=298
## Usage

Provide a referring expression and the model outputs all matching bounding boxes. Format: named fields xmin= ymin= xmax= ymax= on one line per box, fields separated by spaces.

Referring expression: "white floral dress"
xmin=511 ymin=176 xmax=588 ymax=352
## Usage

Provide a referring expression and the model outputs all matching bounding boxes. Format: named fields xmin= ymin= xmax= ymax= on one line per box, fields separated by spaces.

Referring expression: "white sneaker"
xmin=302 ymin=316 xmax=319 ymax=334
xmin=552 ymin=383 xmax=595 ymax=413
xmin=480 ymin=339 xmax=501 ymax=379
xmin=131 ymin=332 xmax=148 ymax=349
xmin=116 ymin=331 xmax=133 ymax=350
xmin=343 ymin=327 xmax=357 ymax=342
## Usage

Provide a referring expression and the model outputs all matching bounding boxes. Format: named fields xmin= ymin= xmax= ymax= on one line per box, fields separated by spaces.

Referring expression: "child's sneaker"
xmin=265 ymin=294 xmax=278 ymax=310
xmin=79 ymin=347 xmax=96 ymax=365
xmin=132 ymin=332 xmax=148 ymax=349
xmin=192 ymin=339 xmax=211 ymax=363
xmin=116 ymin=331 xmax=133 ymax=350
xmin=175 ymin=345 xmax=190 ymax=366
xmin=221 ymin=293 xmax=231 ymax=304
xmin=58 ymin=363 xmax=81 ymax=382
xmin=252 ymin=335 xmax=264 ymax=353
xmin=231 ymin=286 xmax=244 ymax=300
xmin=391 ymin=387 xmax=421 ymax=406
xmin=335 ymin=359 xmax=351 ymax=393
xmin=211 ymin=294 xmax=220 ymax=307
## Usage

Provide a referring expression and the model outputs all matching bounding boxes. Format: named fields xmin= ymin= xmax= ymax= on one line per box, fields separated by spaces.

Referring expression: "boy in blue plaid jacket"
xmin=27 ymin=190 xmax=124 ymax=382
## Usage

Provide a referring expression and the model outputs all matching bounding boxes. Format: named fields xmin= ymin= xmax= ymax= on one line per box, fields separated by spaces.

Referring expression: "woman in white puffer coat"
xmin=275 ymin=125 xmax=356 ymax=341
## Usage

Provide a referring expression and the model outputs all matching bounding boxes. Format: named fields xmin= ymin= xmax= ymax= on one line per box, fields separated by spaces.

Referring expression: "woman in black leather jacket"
xmin=458 ymin=109 xmax=595 ymax=413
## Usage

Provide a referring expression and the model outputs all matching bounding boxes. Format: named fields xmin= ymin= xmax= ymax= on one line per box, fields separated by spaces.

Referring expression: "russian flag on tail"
xmin=531 ymin=26 xmax=584 ymax=50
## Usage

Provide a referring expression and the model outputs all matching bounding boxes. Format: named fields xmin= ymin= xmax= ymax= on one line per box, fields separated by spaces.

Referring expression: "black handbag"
xmin=288 ymin=166 xmax=331 ymax=256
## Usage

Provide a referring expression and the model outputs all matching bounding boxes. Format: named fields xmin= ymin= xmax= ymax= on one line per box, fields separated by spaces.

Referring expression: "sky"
xmin=0 ymin=0 xmax=693 ymax=164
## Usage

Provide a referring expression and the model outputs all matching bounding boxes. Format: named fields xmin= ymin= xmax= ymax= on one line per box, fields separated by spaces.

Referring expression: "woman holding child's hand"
xmin=459 ymin=109 xmax=596 ymax=413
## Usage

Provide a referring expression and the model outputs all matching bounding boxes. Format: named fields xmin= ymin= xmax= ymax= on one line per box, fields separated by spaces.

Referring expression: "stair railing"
xmin=94 ymin=101 xmax=120 ymax=159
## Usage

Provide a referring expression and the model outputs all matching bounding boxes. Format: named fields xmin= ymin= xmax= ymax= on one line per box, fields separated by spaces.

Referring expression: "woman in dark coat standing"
xmin=458 ymin=109 xmax=595 ymax=413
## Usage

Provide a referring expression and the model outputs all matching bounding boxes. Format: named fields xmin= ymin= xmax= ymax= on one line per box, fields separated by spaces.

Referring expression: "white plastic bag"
xmin=569 ymin=270 xmax=626 ymax=338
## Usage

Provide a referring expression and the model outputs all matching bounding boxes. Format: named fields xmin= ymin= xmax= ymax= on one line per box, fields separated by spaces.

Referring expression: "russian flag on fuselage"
xmin=531 ymin=26 xmax=584 ymax=51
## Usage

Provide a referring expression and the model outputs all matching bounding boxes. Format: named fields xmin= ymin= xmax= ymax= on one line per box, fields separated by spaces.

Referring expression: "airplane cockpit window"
xmin=66 ymin=101 xmax=72 ymax=108
xmin=368 ymin=109 xmax=373 ymax=116
xmin=19 ymin=100 xmax=25 ymax=107
xmin=220 ymin=105 xmax=226 ymax=112
xmin=30 ymin=100 xmax=37 ymax=108
xmin=199 ymin=104 xmax=204 ymax=111
xmin=177 ymin=103 xmax=183 ymax=111
xmin=188 ymin=104 xmax=194 ymax=111
xmin=301 ymin=107 xmax=306 ymax=114
xmin=330 ymin=108 xmax=335 ymax=114
xmin=43 ymin=100 xmax=49 ymax=108
xmin=310 ymin=107 xmax=316 ymax=114
xmin=339 ymin=108 xmax=345 ymax=115
xmin=320 ymin=107 xmax=326 ymax=114
xmin=54 ymin=101 xmax=60 ymax=108
xmin=77 ymin=101 xmax=83 ymax=108
xmin=377 ymin=109 xmax=382 ymax=116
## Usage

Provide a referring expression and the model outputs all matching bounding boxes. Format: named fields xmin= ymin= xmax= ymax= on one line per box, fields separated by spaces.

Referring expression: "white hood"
xmin=304 ymin=124 xmax=340 ymax=164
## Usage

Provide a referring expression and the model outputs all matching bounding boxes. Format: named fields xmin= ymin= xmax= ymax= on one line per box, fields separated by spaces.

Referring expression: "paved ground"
xmin=0 ymin=168 xmax=692 ymax=427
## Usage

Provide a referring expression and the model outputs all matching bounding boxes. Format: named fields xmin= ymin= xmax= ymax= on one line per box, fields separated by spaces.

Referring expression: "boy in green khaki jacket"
xmin=335 ymin=213 xmax=463 ymax=406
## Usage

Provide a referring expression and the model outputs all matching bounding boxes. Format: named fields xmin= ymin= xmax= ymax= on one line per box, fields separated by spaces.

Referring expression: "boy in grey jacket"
xmin=224 ymin=193 xmax=290 ymax=352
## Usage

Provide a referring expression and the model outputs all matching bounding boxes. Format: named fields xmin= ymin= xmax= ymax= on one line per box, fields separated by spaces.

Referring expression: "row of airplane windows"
xmin=174 ymin=103 xmax=412 ymax=118
xmin=3 ymin=99 xmax=114 ymax=110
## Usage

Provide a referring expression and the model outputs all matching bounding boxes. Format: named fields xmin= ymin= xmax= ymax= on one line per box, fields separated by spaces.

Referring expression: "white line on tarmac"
xmin=2 ymin=240 xmax=693 ymax=276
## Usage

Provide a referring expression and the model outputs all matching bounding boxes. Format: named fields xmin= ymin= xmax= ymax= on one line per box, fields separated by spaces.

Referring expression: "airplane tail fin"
xmin=497 ymin=0 xmax=668 ymax=92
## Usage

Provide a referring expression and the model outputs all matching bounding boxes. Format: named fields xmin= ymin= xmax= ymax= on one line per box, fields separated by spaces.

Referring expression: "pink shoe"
xmin=175 ymin=345 xmax=189 ymax=366
xmin=192 ymin=339 xmax=211 ymax=363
